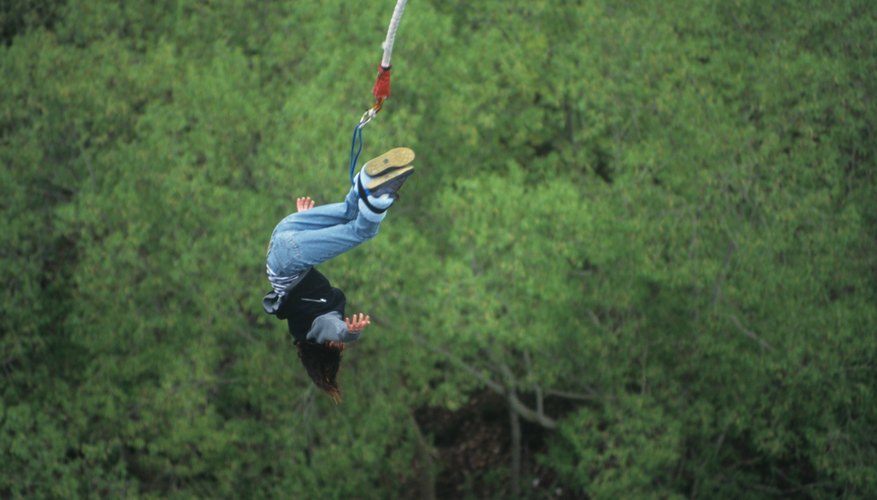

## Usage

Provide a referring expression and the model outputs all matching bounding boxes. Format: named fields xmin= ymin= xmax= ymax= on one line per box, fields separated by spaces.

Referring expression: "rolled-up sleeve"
xmin=306 ymin=311 xmax=360 ymax=344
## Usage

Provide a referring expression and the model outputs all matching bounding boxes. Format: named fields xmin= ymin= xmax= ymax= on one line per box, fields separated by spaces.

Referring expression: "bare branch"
xmin=546 ymin=388 xmax=602 ymax=402
xmin=506 ymin=390 xmax=557 ymax=429
xmin=414 ymin=336 xmax=505 ymax=393
xmin=711 ymin=240 xmax=737 ymax=307
xmin=236 ymin=329 xmax=259 ymax=343
xmin=523 ymin=351 xmax=545 ymax=418
xmin=728 ymin=314 xmax=775 ymax=352
xmin=587 ymin=309 xmax=602 ymax=328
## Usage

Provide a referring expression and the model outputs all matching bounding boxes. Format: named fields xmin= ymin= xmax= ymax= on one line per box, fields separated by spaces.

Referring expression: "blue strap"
xmin=349 ymin=123 xmax=366 ymax=193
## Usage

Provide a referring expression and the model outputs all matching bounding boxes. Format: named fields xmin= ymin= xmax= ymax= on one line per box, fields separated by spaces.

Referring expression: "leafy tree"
xmin=1 ymin=0 xmax=875 ymax=498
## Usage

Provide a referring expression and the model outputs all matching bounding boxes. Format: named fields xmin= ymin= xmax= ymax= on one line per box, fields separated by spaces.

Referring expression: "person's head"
xmin=295 ymin=340 xmax=345 ymax=403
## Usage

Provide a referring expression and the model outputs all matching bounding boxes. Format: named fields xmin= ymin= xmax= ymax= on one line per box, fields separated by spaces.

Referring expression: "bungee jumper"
xmin=262 ymin=0 xmax=411 ymax=403
xmin=262 ymin=149 xmax=415 ymax=402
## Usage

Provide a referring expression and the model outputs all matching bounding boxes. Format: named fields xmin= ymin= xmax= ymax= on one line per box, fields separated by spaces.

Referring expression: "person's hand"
xmin=296 ymin=196 xmax=315 ymax=212
xmin=345 ymin=313 xmax=371 ymax=333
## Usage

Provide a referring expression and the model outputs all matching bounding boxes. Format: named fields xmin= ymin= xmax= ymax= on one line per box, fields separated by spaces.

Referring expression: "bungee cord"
xmin=349 ymin=0 xmax=409 ymax=187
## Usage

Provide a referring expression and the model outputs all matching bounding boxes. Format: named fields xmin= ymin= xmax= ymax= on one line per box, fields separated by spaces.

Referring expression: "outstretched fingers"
xmin=296 ymin=196 xmax=315 ymax=212
xmin=345 ymin=313 xmax=371 ymax=333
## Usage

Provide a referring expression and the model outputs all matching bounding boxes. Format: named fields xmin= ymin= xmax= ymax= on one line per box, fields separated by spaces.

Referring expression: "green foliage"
xmin=2 ymin=0 xmax=875 ymax=498
xmin=546 ymin=394 xmax=683 ymax=499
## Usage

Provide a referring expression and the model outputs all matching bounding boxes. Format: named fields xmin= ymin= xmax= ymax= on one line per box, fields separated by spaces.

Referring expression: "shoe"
xmin=365 ymin=166 xmax=415 ymax=198
xmin=363 ymin=147 xmax=415 ymax=177
xmin=357 ymin=166 xmax=416 ymax=212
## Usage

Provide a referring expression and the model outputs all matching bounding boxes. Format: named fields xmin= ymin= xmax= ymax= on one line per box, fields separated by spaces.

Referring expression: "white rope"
xmin=380 ymin=0 xmax=408 ymax=68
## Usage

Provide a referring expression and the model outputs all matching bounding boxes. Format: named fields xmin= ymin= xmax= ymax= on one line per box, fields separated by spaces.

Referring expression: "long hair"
xmin=295 ymin=340 xmax=344 ymax=403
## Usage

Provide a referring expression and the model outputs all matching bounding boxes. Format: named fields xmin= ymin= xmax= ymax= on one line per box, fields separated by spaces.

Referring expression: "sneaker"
xmin=358 ymin=166 xmax=415 ymax=203
xmin=363 ymin=147 xmax=415 ymax=177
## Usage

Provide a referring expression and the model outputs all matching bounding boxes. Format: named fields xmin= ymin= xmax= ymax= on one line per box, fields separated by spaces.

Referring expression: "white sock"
xmin=358 ymin=198 xmax=388 ymax=222
xmin=355 ymin=171 xmax=374 ymax=190
xmin=368 ymin=193 xmax=394 ymax=210
xmin=355 ymin=171 xmax=395 ymax=211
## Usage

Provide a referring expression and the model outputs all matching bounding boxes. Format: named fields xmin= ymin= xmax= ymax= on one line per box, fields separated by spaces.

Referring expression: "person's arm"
xmin=307 ymin=312 xmax=370 ymax=344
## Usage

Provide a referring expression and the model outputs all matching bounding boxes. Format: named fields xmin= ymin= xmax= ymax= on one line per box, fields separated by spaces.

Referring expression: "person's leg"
xmin=267 ymin=185 xmax=394 ymax=273
xmin=268 ymin=148 xmax=415 ymax=273
xmin=287 ymin=197 xmax=388 ymax=268
xmin=267 ymin=188 xmax=358 ymax=275
xmin=278 ymin=148 xmax=414 ymax=233
xmin=274 ymin=187 xmax=359 ymax=233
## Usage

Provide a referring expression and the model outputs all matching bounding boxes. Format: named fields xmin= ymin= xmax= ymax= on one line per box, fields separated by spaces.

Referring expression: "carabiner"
xmin=357 ymin=98 xmax=386 ymax=128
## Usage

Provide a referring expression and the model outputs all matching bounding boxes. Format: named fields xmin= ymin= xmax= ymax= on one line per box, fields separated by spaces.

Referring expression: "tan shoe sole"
xmin=363 ymin=147 xmax=415 ymax=177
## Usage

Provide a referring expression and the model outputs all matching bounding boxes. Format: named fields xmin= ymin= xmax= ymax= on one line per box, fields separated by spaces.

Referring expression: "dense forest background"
xmin=2 ymin=0 xmax=876 ymax=498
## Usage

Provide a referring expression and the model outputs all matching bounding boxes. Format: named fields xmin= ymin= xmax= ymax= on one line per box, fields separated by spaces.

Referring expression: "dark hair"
xmin=295 ymin=340 xmax=344 ymax=403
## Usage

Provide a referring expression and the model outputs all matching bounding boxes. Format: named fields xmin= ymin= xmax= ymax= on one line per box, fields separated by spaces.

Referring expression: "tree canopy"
xmin=2 ymin=0 xmax=876 ymax=498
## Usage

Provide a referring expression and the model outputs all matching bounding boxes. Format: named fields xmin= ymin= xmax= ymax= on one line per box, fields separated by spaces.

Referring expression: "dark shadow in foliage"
xmin=416 ymin=390 xmax=581 ymax=500
xmin=1 ymin=0 xmax=66 ymax=46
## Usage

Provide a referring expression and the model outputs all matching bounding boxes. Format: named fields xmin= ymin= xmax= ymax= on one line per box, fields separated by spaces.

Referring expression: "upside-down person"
xmin=261 ymin=148 xmax=416 ymax=402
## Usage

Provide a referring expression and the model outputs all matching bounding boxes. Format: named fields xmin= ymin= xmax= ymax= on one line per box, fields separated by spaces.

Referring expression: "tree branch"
xmin=546 ymin=388 xmax=602 ymax=402
xmin=408 ymin=412 xmax=438 ymax=500
xmin=711 ymin=240 xmax=736 ymax=307
xmin=523 ymin=351 xmax=545 ymax=418
xmin=728 ymin=314 xmax=775 ymax=352
xmin=413 ymin=336 xmax=557 ymax=429
xmin=408 ymin=332 xmax=504 ymax=392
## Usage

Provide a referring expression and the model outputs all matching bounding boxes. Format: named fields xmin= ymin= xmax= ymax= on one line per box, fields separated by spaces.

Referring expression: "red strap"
xmin=372 ymin=65 xmax=392 ymax=101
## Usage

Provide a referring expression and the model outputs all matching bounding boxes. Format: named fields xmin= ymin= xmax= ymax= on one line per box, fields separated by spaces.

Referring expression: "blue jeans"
xmin=266 ymin=188 xmax=382 ymax=275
